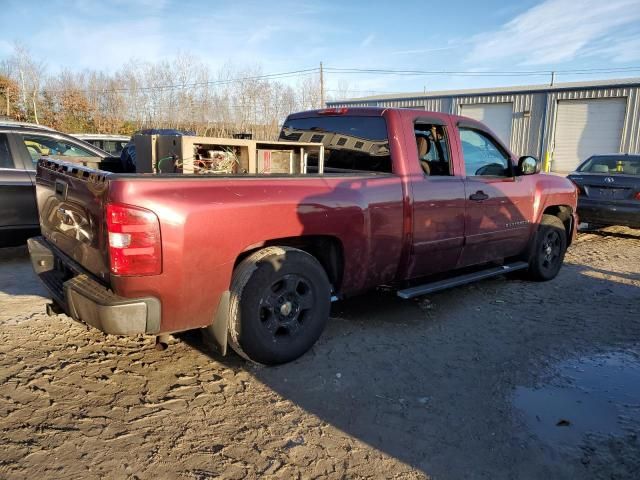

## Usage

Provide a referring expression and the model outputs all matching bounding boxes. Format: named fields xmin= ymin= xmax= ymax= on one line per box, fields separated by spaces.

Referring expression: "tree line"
xmin=0 ymin=45 xmax=350 ymax=139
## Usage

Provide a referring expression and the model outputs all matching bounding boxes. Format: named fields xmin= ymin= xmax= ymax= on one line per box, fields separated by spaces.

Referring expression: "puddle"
xmin=514 ymin=349 xmax=640 ymax=447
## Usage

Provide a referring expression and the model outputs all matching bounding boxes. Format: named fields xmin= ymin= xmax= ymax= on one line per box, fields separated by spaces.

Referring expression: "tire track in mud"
xmin=0 ymin=227 xmax=638 ymax=479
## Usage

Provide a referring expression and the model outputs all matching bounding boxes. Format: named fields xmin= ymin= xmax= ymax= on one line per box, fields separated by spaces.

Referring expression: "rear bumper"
xmin=27 ymin=236 xmax=161 ymax=335
xmin=577 ymin=198 xmax=640 ymax=228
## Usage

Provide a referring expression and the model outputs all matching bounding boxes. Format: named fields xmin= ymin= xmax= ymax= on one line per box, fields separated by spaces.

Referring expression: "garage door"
xmin=460 ymin=103 xmax=513 ymax=147
xmin=552 ymin=98 xmax=627 ymax=173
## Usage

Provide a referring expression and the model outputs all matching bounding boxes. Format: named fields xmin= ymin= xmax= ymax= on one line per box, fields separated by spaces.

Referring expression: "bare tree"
xmin=0 ymin=74 xmax=19 ymax=117
xmin=327 ymin=78 xmax=353 ymax=103
xmin=7 ymin=43 xmax=46 ymax=123
xmin=0 ymin=45 xmax=326 ymax=139
xmin=296 ymin=73 xmax=321 ymax=111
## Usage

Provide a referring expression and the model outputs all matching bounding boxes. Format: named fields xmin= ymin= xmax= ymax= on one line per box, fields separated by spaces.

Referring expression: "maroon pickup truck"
xmin=28 ymin=108 xmax=578 ymax=365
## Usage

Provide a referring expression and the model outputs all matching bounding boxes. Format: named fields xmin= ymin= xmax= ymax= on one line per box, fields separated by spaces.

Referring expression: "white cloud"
xmin=582 ymin=33 xmax=640 ymax=62
xmin=32 ymin=17 xmax=167 ymax=71
xmin=392 ymin=45 xmax=461 ymax=56
xmin=247 ymin=25 xmax=283 ymax=45
xmin=467 ymin=0 xmax=640 ymax=66
xmin=16 ymin=2 xmax=330 ymax=74
xmin=360 ymin=34 xmax=375 ymax=48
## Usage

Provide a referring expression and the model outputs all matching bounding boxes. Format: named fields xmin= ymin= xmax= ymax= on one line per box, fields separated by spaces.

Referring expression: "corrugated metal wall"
xmin=329 ymin=83 xmax=640 ymax=158
xmin=453 ymin=93 xmax=545 ymax=156
xmin=625 ymin=87 xmax=640 ymax=154
xmin=542 ymin=86 xmax=640 ymax=157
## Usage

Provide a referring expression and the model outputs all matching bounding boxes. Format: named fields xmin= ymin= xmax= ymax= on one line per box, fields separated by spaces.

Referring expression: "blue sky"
xmin=2 ymin=0 xmax=640 ymax=98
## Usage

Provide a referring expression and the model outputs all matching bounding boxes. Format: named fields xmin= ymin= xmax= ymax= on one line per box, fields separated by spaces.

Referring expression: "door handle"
xmin=469 ymin=191 xmax=489 ymax=201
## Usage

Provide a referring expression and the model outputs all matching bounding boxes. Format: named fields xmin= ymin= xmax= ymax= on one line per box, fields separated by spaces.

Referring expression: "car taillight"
xmin=106 ymin=203 xmax=162 ymax=276
xmin=635 ymin=191 xmax=640 ymax=201
xmin=569 ymin=179 xmax=584 ymax=195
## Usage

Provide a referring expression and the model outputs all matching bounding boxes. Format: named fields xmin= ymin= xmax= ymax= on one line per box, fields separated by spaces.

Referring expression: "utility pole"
xmin=320 ymin=61 xmax=324 ymax=108
xmin=550 ymin=71 xmax=555 ymax=86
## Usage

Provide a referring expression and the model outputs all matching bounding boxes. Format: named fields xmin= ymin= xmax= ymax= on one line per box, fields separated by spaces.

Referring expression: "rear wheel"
xmin=527 ymin=214 xmax=567 ymax=281
xmin=228 ymin=246 xmax=331 ymax=365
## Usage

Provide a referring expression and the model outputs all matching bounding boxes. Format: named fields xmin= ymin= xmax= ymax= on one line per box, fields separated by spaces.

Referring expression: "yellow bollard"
xmin=543 ymin=151 xmax=552 ymax=173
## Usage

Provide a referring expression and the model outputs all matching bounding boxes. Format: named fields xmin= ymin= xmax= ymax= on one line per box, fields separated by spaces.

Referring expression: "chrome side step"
xmin=397 ymin=261 xmax=529 ymax=299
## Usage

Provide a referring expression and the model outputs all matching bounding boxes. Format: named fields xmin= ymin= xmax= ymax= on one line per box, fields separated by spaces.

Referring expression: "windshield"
xmin=577 ymin=156 xmax=640 ymax=175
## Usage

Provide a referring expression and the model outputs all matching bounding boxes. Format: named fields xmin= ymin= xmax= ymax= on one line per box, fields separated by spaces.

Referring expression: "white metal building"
xmin=327 ymin=78 xmax=640 ymax=173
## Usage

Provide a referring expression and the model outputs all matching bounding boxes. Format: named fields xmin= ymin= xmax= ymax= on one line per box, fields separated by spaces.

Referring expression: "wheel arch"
xmin=541 ymin=204 xmax=575 ymax=246
xmin=234 ymin=235 xmax=345 ymax=294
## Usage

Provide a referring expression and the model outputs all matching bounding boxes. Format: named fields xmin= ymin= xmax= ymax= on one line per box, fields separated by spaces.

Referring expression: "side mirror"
xmin=518 ymin=156 xmax=541 ymax=175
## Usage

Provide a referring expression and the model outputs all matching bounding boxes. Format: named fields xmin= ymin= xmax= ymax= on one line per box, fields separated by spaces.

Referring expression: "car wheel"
xmin=227 ymin=246 xmax=331 ymax=365
xmin=527 ymin=214 xmax=567 ymax=281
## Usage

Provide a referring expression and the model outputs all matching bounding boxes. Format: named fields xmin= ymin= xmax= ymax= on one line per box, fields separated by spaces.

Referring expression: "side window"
xmin=103 ymin=141 xmax=116 ymax=154
xmin=0 ymin=134 xmax=13 ymax=169
xmin=459 ymin=128 xmax=511 ymax=177
xmin=414 ymin=123 xmax=451 ymax=176
xmin=20 ymin=134 xmax=100 ymax=167
xmin=102 ymin=140 xmax=126 ymax=156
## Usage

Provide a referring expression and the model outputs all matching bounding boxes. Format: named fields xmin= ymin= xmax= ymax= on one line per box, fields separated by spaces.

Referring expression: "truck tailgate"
xmin=35 ymin=159 xmax=111 ymax=282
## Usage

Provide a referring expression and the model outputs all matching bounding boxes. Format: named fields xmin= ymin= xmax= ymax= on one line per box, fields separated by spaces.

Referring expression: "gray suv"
xmin=0 ymin=121 xmax=119 ymax=246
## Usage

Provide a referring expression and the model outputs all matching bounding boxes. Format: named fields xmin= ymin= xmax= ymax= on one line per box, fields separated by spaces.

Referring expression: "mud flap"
xmin=205 ymin=291 xmax=230 ymax=356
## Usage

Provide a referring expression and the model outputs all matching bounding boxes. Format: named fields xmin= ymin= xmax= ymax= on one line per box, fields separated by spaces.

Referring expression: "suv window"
xmin=414 ymin=123 xmax=451 ymax=176
xmin=459 ymin=128 xmax=511 ymax=177
xmin=20 ymin=134 xmax=99 ymax=167
xmin=280 ymin=116 xmax=391 ymax=173
xmin=0 ymin=134 xmax=12 ymax=169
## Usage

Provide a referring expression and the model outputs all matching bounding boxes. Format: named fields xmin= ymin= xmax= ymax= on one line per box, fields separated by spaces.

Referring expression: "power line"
xmin=22 ymin=64 xmax=640 ymax=97
xmin=43 ymin=67 xmax=320 ymax=94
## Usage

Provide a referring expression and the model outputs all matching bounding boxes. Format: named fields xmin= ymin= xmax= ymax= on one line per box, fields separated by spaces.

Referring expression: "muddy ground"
xmin=1 ymin=227 xmax=639 ymax=479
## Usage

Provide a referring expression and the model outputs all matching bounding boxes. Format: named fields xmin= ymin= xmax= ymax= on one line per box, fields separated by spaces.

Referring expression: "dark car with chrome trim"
xmin=568 ymin=154 xmax=640 ymax=229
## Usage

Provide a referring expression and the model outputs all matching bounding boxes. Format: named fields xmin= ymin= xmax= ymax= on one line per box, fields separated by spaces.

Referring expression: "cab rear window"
xmin=280 ymin=116 xmax=391 ymax=173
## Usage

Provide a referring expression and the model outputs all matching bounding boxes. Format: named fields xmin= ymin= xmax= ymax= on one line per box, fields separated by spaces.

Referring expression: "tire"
xmin=227 ymin=246 xmax=331 ymax=365
xmin=526 ymin=214 xmax=567 ymax=281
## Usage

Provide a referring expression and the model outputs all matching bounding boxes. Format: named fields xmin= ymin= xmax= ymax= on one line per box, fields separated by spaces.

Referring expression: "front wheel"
xmin=227 ymin=246 xmax=331 ymax=365
xmin=526 ymin=214 xmax=567 ymax=281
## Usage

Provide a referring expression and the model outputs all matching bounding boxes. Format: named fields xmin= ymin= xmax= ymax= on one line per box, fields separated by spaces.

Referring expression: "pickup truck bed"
xmin=29 ymin=107 xmax=578 ymax=365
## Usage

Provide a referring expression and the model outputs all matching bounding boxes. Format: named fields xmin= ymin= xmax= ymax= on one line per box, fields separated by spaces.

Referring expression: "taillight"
xmin=569 ymin=178 xmax=584 ymax=195
xmin=635 ymin=191 xmax=640 ymax=201
xmin=106 ymin=203 xmax=162 ymax=276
